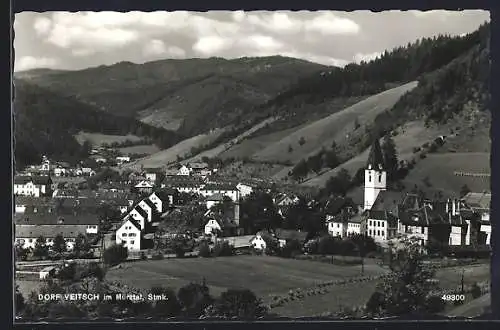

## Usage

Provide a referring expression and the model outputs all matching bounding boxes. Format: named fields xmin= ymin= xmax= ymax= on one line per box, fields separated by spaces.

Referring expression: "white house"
xmin=148 ymin=190 xmax=174 ymax=213
xmin=135 ymin=180 xmax=154 ymax=193
xmin=178 ymin=165 xmax=191 ymax=176
xmin=14 ymin=175 xmax=53 ymax=197
xmin=200 ymin=183 xmax=240 ymax=202
xmin=15 ymin=224 xmax=86 ymax=250
xmin=250 ymin=231 xmax=272 ymax=250
xmin=127 ymin=207 xmax=149 ymax=230
xmin=204 ymin=219 xmax=222 ymax=235
xmin=39 ymin=266 xmax=57 ymax=280
xmin=53 ymin=167 xmax=67 ymax=177
xmin=115 ymin=218 xmax=142 ymax=251
xmin=236 ymin=183 xmax=254 ymax=198
xmin=116 ymin=156 xmax=131 ymax=164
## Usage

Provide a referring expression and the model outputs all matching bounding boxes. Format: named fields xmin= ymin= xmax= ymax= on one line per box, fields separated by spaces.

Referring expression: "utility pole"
xmin=461 ymin=269 xmax=465 ymax=293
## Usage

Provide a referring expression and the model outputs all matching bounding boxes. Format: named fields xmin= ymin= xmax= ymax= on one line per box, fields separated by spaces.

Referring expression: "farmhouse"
xmin=116 ymin=156 xmax=131 ymax=165
xmin=14 ymin=175 xmax=53 ymax=197
xmin=135 ymin=180 xmax=154 ymax=193
xmin=177 ymin=165 xmax=191 ymax=176
xmin=39 ymin=266 xmax=57 ymax=280
xmin=200 ymin=183 xmax=240 ymax=202
xmin=143 ymin=168 xmax=163 ymax=184
xmin=206 ymin=193 xmax=226 ymax=210
xmin=15 ymin=224 xmax=88 ymax=250
xmin=115 ymin=218 xmax=142 ymax=251
xmin=15 ymin=211 xmax=100 ymax=235
xmin=250 ymin=231 xmax=273 ymax=250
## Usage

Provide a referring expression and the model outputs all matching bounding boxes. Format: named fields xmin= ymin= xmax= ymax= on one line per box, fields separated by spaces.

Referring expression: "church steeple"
xmin=367 ymin=137 xmax=385 ymax=170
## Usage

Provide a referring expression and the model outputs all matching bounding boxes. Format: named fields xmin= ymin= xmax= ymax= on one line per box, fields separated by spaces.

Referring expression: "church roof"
xmin=367 ymin=138 xmax=385 ymax=170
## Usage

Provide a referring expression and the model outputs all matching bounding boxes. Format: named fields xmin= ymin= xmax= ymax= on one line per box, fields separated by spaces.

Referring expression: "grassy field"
xmin=118 ymin=144 xmax=160 ymax=156
xmin=105 ymin=256 xmax=387 ymax=300
xmin=271 ymin=262 xmax=490 ymax=317
xmin=123 ymin=129 xmax=225 ymax=169
xmin=252 ymin=82 xmax=418 ymax=164
xmin=301 ymin=120 xmax=447 ymax=186
xmin=74 ymin=131 xmax=142 ymax=146
xmin=183 ymin=117 xmax=277 ymax=163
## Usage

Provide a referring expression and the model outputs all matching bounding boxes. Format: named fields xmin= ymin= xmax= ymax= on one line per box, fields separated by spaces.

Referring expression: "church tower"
xmin=364 ymin=137 xmax=387 ymax=211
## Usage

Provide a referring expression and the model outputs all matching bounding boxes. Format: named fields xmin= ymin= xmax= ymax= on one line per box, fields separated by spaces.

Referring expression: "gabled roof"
xmin=16 ymin=224 xmax=88 ymax=238
xmin=274 ymin=229 xmax=308 ymax=244
xmin=371 ymin=191 xmax=402 ymax=214
xmin=15 ymin=196 xmax=55 ymax=207
xmin=202 ymin=183 xmax=238 ymax=191
xmin=120 ymin=217 xmax=142 ymax=231
xmin=189 ymin=162 xmax=209 ymax=169
xmin=14 ymin=213 xmax=100 ymax=225
xmin=463 ymin=192 xmax=491 ymax=210
xmin=14 ymin=175 xmax=52 ymax=185
xmin=206 ymin=193 xmax=226 ymax=201
xmin=131 ymin=205 xmax=149 ymax=219
xmin=135 ymin=180 xmax=154 ymax=188
xmin=152 ymin=188 xmax=176 ymax=201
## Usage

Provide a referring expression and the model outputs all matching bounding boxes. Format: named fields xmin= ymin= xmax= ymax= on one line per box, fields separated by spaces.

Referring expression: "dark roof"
xmin=189 ymin=162 xmax=208 ymax=169
xmin=371 ymin=191 xmax=402 ymax=214
xmin=16 ymin=224 xmax=89 ymax=238
xmin=133 ymin=205 xmax=149 ymax=219
xmin=202 ymin=183 xmax=238 ymax=191
xmin=366 ymin=137 xmax=384 ymax=170
xmin=121 ymin=217 xmax=142 ymax=231
xmin=14 ymin=213 xmax=99 ymax=225
xmin=153 ymin=188 xmax=176 ymax=201
xmin=14 ymin=175 xmax=52 ymax=185
xmin=463 ymin=192 xmax=491 ymax=210
xmin=206 ymin=193 xmax=226 ymax=201
xmin=15 ymin=196 xmax=55 ymax=207
xmin=274 ymin=229 xmax=308 ymax=243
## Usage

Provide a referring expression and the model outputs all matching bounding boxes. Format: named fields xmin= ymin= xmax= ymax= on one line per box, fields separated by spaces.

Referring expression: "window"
xmin=369 ymin=220 xmax=372 ymax=226
xmin=122 ymin=233 xmax=127 ymax=237
xmin=29 ymin=239 xmax=33 ymax=243
xmin=382 ymin=222 xmax=385 ymax=227
xmin=129 ymin=233 xmax=136 ymax=237
xmin=421 ymin=227 xmax=425 ymax=234
xmin=377 ymin=230 xmax=380 ymax=236
xmin=382 ymin=231 xmax=385 ymax=237
xmin=368 ymin=175 xmax=372 ymax=182
xmin=130 ymin=240 xmax=135 ymax=245
xmin=378 ymin=174 xmax=382 ymax=182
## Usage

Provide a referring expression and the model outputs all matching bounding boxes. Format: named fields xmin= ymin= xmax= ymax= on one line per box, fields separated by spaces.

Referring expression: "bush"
xmin=412 ymin=147 xmax=421 ymax=153
xmin=103 ymin=244 xmax=128 ymax=266
xmin=212 ymin=241 xmax=235 ymax=257
xmin=470 ymin=283 xmax=482 ymax=299
xmin=151 ymin=252 xmax=164 ymax=260
xmin=198 ymin=242 xmax=211 ymax=258
xmin=419 ymin=153 xmax=427 ymax=159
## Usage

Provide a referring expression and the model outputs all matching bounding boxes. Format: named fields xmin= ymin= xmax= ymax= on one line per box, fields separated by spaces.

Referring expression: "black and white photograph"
xmin=12 ymin=9 xmax=492 ymax=321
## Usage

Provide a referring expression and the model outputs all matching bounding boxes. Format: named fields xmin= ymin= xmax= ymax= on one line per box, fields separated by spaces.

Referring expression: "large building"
xmin=14 ymin=175 xmax=53 ymax=197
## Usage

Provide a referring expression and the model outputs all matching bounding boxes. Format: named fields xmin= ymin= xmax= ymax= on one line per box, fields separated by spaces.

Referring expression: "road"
xmin=446 ymin=293 xmax=491 ymax=317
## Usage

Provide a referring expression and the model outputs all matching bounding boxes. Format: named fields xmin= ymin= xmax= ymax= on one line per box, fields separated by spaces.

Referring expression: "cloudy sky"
xmin=13 ymin=10 xmax=490 ymax=72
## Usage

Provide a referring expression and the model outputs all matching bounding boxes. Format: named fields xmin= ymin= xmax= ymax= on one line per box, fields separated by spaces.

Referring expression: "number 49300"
xmin=441 ymin=294 xmax=465 ymax=301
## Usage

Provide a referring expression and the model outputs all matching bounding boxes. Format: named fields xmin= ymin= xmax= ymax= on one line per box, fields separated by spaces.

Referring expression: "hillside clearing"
xmin=122 ymin=129 xmax=225 ymax=169
xmin=182 ymin=117 xmax=278 ymax=163
xmin=118 ymin=144 xmax=161 ymax=156
xmin=252 ymin=81 xmax=418 ymax=164
xmin=74 ymin=132 xmax=142 ymax=146
xmin=301 ymin=120 xmax=446 ymax=186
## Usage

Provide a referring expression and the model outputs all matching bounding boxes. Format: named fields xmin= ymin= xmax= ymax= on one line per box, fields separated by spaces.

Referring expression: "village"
xmin=13 ymin=137 xmax=492 ymax=270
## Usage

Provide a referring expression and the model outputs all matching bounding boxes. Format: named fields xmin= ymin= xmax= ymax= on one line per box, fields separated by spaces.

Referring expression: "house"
xmin=441 ymin=199 xmax=470 ymax=246
xmin=148 ymin=189 xmax=176 ymax=212
xmin=326 ymin=209 xmax=363 ymax=238
xmin=115 ymin=218 xmax=142 ymax=251
xmin=15 ymin=224 xmax=88 ymax=250
xmin=250 ymin=231 xmax=270 ymax=250
xmin=178 ymin=165 xmax=191 ymax=176
xmin=144 ymin=168 xmax=163 ymax=184
xmin=162 ymin=176 xmax=204 ymax=194
xmin=189 ymin=162 xmax=209 ymax=175
xmin=220 ymin=235 xmax=255 ymax=249
xmin=135 ymin=180 xmax=154 ymax=193
xmin=204 ymin=207 xmax=239 ymax=237
xmin=14 ymin=175 xmax=53 ymax=197
xmin=206 ymin=193 xmax=226 ymax=209
xmin=463 ymin=192 xmax=491 ymax=245
xmin=274 ymin=229 xmax=308 ymax=248
xmin=127 ymin=206 xmax=149 ymax=231
xmin=15 ymin=211 xmax=100 ymax=235
xmin=15 ymin=196 xmax=55 ymax=213
xmin=116 ymin=156 xmax=131 ymax=165
xmin=53 ymin=166 xmax=68 ymax=177
xmin=40 ymin=156 xmax=51 ymax=173
xmin=39 ymin=266 xmax=57 ymax=280
xmin=200 ymin=183 xmax=240 ymax=202
xmin=94 ymin=157 xmax=107 ymax=164
xmin=236 ymin=183 xmax=254 ymax=198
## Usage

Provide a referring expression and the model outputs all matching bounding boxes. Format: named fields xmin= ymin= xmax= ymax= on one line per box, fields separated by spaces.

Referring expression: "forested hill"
xmin=260 ymin=22 xmax=489 ymax=113
xmin=13 ymin=80 xmax=181 ymax=170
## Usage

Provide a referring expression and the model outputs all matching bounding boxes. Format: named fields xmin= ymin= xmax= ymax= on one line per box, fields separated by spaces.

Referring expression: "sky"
xmin=13 ymin=10 xmax=490 ymax=72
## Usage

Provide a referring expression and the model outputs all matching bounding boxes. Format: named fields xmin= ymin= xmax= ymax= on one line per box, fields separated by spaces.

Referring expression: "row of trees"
xmin=16 ymin=277 xmax=269 ymax=320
